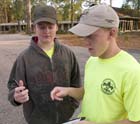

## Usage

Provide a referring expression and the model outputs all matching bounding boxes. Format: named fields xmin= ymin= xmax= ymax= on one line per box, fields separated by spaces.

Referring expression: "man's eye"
xmin=48 ymin=26 xmax=54 ymax=29
xmin=86 ymin=36 xmax=92 ymax=39
xmin=40 ymin=26 xmax=46 ymax=29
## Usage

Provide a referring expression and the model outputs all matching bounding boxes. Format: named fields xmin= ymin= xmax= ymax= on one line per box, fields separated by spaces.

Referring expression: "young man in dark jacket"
xmin=7 ymin=5 xmax=81 ymax=124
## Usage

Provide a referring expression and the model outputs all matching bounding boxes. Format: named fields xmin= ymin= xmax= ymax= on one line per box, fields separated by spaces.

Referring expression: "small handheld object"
xmin=62 ymin=117 xmax=85 ymax=124
xmin=13 ymin=79 xmax=19 ymax=86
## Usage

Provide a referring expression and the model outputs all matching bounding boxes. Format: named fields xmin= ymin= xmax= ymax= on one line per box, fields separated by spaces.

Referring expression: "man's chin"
xmin=90 ymin=53 xmax=98 ymax=57
xmin=42 ymin=39 xmax=52 ymax=43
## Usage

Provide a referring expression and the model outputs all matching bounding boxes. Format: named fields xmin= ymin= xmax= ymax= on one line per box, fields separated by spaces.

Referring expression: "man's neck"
xmin=99 ymin=39 xmax=121 ymax=59
xmin=38 ymin=40 xmax=54 ymax=51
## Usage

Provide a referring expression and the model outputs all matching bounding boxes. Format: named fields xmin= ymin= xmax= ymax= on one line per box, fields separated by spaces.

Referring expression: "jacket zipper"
xmin=50 ymin=58 xmax=59 ymax=124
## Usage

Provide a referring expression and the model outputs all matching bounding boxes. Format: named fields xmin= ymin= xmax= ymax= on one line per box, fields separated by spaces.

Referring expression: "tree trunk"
xmin=15 ymin=0 xmax=21 ymax=32
xmin=110 ymin=0 xmax=112 ymax=7
xmin=138 ymin=0 xmax=140 ymax=17
xmin=70 ymin=0 xmax=74 ymax=27
xmin=25 ymin=0 xmax=31 ymax=34
xmin=4 ymin=3 xmax=8 ymax=23
xmin=17 ymin=20 xmax=21 ymax=32
xmin=95 ymin=0 xmax=98 ymax=4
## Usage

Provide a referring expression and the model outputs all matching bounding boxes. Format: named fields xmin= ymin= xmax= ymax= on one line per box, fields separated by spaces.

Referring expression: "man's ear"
xmin=56 ymin=24 xmax=58 ymax=31
xmin=110 ymin=28 xmax=118 ymax=37
xmin=33 ymin=25 xmax=36 ymax=32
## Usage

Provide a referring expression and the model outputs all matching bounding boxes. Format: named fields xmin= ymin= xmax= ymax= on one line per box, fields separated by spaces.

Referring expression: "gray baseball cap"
xmin=33 ymin=5 xmax=57 ymax=24
xmin=69 ymin=4 xmax=119 ymax=37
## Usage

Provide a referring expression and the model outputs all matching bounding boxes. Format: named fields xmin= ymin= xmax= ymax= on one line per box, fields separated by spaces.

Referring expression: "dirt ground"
xmin=0 ymin=33 xmax=140 ymax=124
xmin=59 ymin=32 xmax=140 ymax=50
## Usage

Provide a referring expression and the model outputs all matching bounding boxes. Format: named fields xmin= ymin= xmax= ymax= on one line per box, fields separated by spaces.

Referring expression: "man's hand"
xmin=14 ymin=80 xmax=29 ymax=103
xmin=51 ymin=87 xmax=69 ymax=101
xmin=51 ymin=86 xmax=84 ymax=101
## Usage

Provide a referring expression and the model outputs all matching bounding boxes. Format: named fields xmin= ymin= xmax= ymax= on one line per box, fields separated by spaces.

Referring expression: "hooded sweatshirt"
xmin=7 ymin=37 xmax=81 ymax=124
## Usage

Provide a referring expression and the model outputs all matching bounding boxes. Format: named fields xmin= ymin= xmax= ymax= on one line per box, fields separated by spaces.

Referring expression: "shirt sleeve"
xmin=7 ymin=55 xmax=26 ymax=106
xmin=123 ymin=68 xmax=140 ymax=121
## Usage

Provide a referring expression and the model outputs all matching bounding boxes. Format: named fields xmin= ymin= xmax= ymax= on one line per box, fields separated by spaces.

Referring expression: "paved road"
xmin=0 ymin=34 xmax=139 ymax=124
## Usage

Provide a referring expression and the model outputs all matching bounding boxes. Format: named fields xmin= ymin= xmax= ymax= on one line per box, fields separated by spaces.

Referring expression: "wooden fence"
xmin=119 ymin=17 xmax=140 ymax=32
xmin=0 ymin=17 xmax=140 ymax=33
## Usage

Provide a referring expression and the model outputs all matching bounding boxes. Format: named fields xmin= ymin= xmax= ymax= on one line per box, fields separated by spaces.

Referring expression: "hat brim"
xmin=69 ymin=23 xmax=99 ymax=37
xmin=34 ymin=17 xmax=57 ymax=24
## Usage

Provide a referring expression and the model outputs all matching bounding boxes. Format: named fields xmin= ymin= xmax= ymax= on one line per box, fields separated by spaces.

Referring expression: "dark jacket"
xmin=7 ymin=37 xmax=81 ymax=124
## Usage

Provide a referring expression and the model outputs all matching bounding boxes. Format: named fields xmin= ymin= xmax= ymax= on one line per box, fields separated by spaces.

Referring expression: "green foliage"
xmin=31 ymin=0 xmax=47 ymax=6
xmin=0 ymin=0 xmax=100 ymax=23
xmin=83 ymin=0 xmax=101 ymax=8
xmin=12 ymin=0 xmax=24 ymax=20
xmin=122 ymin=3 xmax=131 ymax=9
xmin=47 ymin=0 xmax=83 ymax=21
xmin=125 ymin=0 xmax=140 ymax=9
xmin=0 ymin=0 xmax=13 ymax=22
xmin=122 ymin=0 xmax=140 ymax=17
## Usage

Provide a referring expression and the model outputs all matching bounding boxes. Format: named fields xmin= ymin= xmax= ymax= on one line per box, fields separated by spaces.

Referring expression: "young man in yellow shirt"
xmin=51 ymin=4 xmax=140 ymax=124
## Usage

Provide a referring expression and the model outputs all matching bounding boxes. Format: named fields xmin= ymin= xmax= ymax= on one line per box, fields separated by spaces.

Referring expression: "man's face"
xmin=34 ymin=21 xmax=58 ymax=43
xmin=85 ymin=28 xmax=111 ymax=58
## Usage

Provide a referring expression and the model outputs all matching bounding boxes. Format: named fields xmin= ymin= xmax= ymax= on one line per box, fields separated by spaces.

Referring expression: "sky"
xmin=101 ymin=0 xmax=126 ymax=8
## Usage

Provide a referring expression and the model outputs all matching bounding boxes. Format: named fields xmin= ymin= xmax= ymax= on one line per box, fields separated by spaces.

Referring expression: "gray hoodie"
xmin=7 ymin=36 xmax=81 ymax=124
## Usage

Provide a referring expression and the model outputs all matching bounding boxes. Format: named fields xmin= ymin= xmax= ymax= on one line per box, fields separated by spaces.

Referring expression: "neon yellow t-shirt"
xmin=80 ymin=50 xmax=140 ymax=123
xmin=44 ymin=46 xmax=54 ymax=58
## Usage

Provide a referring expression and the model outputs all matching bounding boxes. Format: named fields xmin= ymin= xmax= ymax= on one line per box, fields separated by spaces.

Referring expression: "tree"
xmin=25 ymin=0 xmax=32 ymax=34
xmin=125 ymin=0 xmax=140 ymax=16
xmin=48 ymin=0 xmax=83 ymax=22
xmin=31 ymin=0 xmax=47 ymax=6
xmin=126 ymin=0 xmax=140 ymax=9
xmin=12 ymin=0 xmax=24 ymax=32
xmin=0 ymin=0 xmax=99 ymax=32
xmin=82 ymin=0 xmax=101 ymax=8
xmin=122 ymin=3 xmax=131 ymax=9
xmin=110 ymin=0 xmax=112 ymax=7
xmin=70 ymin=0 xmax=83 ymax=27
xmin=0 ymin=0 xmax=12 ymax=23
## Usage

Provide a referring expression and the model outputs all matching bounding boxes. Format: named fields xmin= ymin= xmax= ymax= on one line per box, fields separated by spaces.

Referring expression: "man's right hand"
xmin=14 ymin=80 xmax=29 ymax=103
xmin=51 ymin=86 xmax=84 ymax=101
xmin=51 ymin=87 xmax=69 ymax=101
